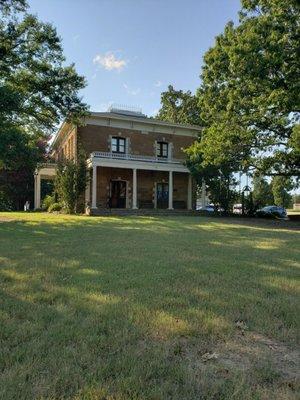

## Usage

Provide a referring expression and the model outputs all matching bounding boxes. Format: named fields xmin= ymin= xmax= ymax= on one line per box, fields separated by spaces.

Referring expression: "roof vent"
xmin=108 ymin=104 xmax=146 ymax=118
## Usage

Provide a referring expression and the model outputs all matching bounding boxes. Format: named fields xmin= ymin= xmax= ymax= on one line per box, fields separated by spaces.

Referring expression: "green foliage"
xmin=197 ymin=0 xmax=300 ymax=176
xmin=54 ymin=153 xmax=87 ymax=214
xmin=0 ymin=1 xmax=88 ymax=209
xmin=271 ymin=176 xmax=293 ymax=208
xmin=186 ymin=144 xmax=238 ymax=213
xmin=0 ymin=11 xmax=89 ymax=132
xmin=252 ymin=175 xmax=274 ymax=208
xmin=41 ymin=194 xmax=55 ymax=211
xmin=157 ymin=85 xmax=203 ymax=126
xmin=48 ymin=202 xmax=62 ymax=213
xmin=0 ymin=0 xmax=27 ymax=14
xmin=0 ymin=190 xmax=13 ymax=211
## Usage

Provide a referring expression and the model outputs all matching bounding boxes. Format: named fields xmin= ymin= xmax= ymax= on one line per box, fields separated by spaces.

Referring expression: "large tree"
xmin=271 ymin=176 xmax=293 ymax=208
xmin=196 ymin=0 xmax=300 ymax=177
xmin=157 ymin=85 xmax=203 ymax=126
xmin=0 ymin=0 xmax=88 ymax=209
xmin=252 ymin=175 xmax=274 ymax=208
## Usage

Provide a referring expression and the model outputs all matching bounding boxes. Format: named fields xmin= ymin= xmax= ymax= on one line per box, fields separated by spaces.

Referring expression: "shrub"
xmin=54 ymin=151 xmax=87 ymax=214
xmin=48 ymin=202 xmax=62 ymax=213
xmin=41 ymin=194 xmax=55 ymax=211
xmin=0 ymin=191 xmax=14 ymax=211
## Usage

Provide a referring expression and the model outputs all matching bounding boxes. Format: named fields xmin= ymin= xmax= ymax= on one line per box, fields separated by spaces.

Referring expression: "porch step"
xmin=89 ymin=208 xmax=201 ymax=217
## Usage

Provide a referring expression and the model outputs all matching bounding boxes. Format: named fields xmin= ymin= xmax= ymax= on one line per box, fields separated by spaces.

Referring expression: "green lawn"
xmin=0 ymin=213 xmax=299 ymax=400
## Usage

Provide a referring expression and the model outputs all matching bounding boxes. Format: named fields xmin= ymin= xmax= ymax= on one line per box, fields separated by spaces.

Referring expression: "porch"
xmin=33 ymin=152 xmax=196 ymax=212
xmin=86 ymin=152 xmax=193 ymax=212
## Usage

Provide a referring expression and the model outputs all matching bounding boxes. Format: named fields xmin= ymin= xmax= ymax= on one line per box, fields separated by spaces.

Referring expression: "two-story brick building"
xmin=34 ymin=108 xmax=201 ymax=214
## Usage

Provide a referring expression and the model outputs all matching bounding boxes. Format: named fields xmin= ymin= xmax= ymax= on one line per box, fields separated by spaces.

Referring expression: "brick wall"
xmin=77 ymin=124 xmax=195 ymax=159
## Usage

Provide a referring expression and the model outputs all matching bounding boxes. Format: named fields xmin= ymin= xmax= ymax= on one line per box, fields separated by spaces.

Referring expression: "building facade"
xmin=34 ymin=109 xmax=201 ymax=213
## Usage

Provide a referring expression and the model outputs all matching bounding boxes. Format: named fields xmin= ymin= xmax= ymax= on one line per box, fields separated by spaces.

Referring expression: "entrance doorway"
xmin=156 ymin=182 xmax=169 ymax=209
xmin=110 ymin=180 xmax=127 ymax=208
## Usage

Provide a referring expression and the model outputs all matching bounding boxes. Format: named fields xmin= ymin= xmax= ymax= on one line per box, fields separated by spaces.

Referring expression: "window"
xmin=111 ymin=137 xmax=126 ymax=153
xmin=156 ymin=141 xmax=168 ymax=158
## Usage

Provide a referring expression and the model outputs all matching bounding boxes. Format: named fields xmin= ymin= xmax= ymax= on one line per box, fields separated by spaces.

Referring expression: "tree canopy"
xmin=197 ymin=0 xmax=300 ymax=177
xmin=157 ymin=85 xmax=203 ymax=126
xmin=0 ymin=0 xmax=88 ymax=209
xmin=271 ymin=176 xmax=293 ymax=208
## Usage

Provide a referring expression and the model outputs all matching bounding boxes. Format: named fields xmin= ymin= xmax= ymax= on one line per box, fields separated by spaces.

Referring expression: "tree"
xmin=157 ymin=85 xmax=203 ymax=126
xmin=252 ymin=175 xmax=273 ymax=209
xmin=157 ymin=85 xmax=237 ymax=213
xmin=293 ymin=193 xmax=300 ymax=204
xmin=0 ymin=0 xmax=88 ymax=209
xmin=54 ymin=153 xmax=87 ymax=214
xmin=186 ymin=144 xmax=237 ymax=213
xmin=271 ymin=176 xmax=293 ymax=208
xmin=196 ymin=0 xmax=300 ymax=177
xmin=0 ymin=0 xmax=27 ymax=14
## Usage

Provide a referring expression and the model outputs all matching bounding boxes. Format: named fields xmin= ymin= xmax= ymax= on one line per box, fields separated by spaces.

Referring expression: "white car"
xmin=233 ymin=204 xmax=243 ymax=214
xmin=198 ymin=205 xmax=215 ymax=213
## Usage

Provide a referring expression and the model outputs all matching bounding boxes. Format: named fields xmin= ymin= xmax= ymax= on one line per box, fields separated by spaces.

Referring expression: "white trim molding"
xmin=86 ymin=112 xmax=201 ymax=138
xmin=88 ymin=153 xmax=189 ymax=173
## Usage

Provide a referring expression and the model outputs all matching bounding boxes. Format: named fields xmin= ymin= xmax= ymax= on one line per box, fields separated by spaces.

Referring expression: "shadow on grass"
xmin=0 ymin=215 xmax=299 ymax=399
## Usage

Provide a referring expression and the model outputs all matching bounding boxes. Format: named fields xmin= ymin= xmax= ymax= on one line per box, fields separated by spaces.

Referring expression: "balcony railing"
xmin=90 ymin=151 xmax=184 ymax=164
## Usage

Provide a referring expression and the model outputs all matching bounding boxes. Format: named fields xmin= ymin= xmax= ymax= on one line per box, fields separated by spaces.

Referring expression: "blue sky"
xmin=28 ymin=0 xmax=241 ymax=116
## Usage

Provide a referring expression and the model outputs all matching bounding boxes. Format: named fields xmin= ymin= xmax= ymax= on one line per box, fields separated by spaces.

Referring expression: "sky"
xmin=27 ymin=0 xmax=241 ymax=116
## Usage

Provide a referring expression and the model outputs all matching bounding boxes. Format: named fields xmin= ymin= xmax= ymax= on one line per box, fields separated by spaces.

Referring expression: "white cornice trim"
xmin=88 ymin=157 xmax=189 ymax=173
xmin=85 ymin=112 xmax=201 ymax=137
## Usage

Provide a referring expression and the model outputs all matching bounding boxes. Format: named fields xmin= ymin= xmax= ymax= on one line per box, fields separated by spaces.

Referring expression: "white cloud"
xmin=93 ymin=52 xmax=127 ymax=71
xmin=123 ymin=83 xmax=140 ymax=96
xmin=154 ymin=80 xmax=162 ymax=87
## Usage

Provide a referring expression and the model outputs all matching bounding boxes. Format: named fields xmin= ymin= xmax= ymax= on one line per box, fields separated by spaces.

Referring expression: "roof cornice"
xmin=86 ymin=112 xmax=202 ymax=137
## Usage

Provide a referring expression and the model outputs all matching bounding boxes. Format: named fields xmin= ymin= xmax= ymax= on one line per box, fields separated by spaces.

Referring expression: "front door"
xmin=110 ymin=180 xmax=126 ymax=208
xmin=156 ymin=183 xmax=169 ymax=209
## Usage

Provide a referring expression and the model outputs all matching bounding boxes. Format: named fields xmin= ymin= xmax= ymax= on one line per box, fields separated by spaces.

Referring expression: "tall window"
xmin=112 ymin=137 xmax=126 ymax=153
xmin=156 ymin=141 xmax=168 ymax=158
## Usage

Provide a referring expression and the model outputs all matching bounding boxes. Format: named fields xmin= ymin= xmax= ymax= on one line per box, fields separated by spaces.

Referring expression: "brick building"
xmin=34 ymin=108 xmax=201 ymax=213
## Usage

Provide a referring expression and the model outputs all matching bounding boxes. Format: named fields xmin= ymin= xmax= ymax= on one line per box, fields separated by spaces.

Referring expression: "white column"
xmin=92 ymin=165 xmax=97 ymax=209
xmin=168 ymin=170 xmax=173 ymax=210
xmin=34 ymin=173 xmax=41 ymax=209
xmin=201 ymin=178 xmax=206 ymax=207
xmin=187 ymin=174 xmax=192 ymax=210
xmin=132 ymin=168 xmax=138 ymax=209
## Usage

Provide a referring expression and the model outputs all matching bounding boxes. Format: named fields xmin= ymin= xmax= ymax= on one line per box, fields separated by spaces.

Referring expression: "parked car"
xmin=233 ymin=204 xmax=243 ymax=214
xmin=198 ymin=205 xmax=215 ymax=213
xmin=255 ymin=206 xmax=287 ymax=219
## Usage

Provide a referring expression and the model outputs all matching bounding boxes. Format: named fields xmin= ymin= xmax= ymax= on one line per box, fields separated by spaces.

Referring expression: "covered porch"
xmin=86 ymin=152 xmax=193 ymax=212
xmin=33 ymin=153 xmax=196 ymax=213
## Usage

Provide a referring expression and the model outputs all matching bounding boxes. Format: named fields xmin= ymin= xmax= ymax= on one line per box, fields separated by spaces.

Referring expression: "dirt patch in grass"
xmin=165 ymin=330 xmax=300 ymax=396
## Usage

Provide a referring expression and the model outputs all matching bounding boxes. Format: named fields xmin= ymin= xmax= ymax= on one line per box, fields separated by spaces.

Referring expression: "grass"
xmin=0 ymin=212 xmax=299 ymax=400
